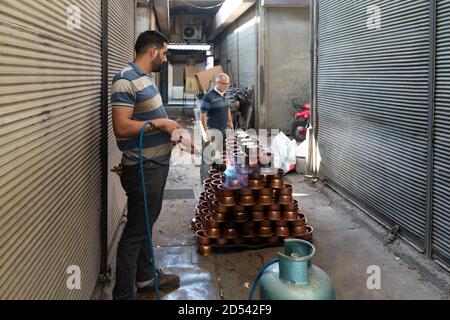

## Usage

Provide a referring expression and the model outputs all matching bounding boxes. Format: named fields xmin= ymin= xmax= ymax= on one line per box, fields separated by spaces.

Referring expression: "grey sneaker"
xmin=136 ymin=269 xmax=180 ymax=292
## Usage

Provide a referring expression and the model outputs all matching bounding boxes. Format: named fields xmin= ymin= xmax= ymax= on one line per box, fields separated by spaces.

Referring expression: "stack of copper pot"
xmin=193 ymin=135 xmax=313 ymax=256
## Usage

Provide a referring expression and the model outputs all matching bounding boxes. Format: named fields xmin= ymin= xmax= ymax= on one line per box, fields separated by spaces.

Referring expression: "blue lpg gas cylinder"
xmin=259 ymin=239 xmax=336 ymax=300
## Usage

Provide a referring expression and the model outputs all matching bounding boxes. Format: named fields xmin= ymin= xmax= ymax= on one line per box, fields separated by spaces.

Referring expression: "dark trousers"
xmin=112 ymin=163 xmax=170 ymax=300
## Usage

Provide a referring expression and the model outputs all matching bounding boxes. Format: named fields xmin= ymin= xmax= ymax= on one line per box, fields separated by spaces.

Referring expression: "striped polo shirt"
xmin=111 ymin=62 xmax=172 ymax=166
xmin=200 ymin=88 xmax=231 ymax=131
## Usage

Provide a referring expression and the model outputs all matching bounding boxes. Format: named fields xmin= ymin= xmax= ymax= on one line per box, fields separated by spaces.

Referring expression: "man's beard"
xmin=151 ymin=55 xmax=164 ymax=72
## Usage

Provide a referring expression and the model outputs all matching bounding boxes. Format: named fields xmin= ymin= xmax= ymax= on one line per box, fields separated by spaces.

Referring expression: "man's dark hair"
xmin=135 ymin=30 xmax=169 ymax=55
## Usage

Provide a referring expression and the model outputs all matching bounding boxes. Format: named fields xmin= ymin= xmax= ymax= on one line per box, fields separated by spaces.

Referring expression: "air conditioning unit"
xmin=183 ymin=25 xmax=202 ymax=40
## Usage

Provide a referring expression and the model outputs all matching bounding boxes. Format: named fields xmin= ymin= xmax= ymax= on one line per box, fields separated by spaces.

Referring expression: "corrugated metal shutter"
xmin=316 ymin=0 xmax=430 ymax=248
xmin=107 ymin=0 xmax=135 ymax=249
xmin=433 ymin=0 xmax=450 ymax=266
xmin=0 ymin=0 xmax=102 ymax=299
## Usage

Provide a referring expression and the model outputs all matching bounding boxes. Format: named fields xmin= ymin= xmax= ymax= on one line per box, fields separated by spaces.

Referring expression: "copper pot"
xmin=283 ymin=200 xmax=299 ymax=211
xmin=234 ymin=211 xmax=248 ymax=222
xmin=275 ymin=169 xmax=284 ymax=179
xmin=242 ymin=228 xmax=256 ymax=237
xmin=268 ymin=204 xmax=281 ymax=211
xmin=267 ymin=210 xmax=282 ymax=221
xmin=203 ymin=178 xmax=213 ymax=187
xmin=243 ymin=220 xmax=255 ymax=229
xmin=199 ymin=201 xmax=209 ymax=210
xmin=240 ymin=195 xmax=255 ymax=206
xmin=224 ymin=221 xmax=237 ymax=229
xmin=218 ymin=185 xmax=234 ymax=197
xmin=234 ymin=236 xmax=245 ymax=245
xmin=259 ymin=188 xmax=272 ymax=196
xmin=250 ymin=172 xmax=262 ymax=180
xmin=203 ymin=213 xmax=213 ymax=222
xmin=211 ymin=180 xmax=222 ymax=193
xmin=291 ymin=214 xmax=307 ymax=227
xmin=240 ymin=188 xmax=253 ymax=196
xmin=278 ymin=184 xmax=293 ymax=195
xmin=300 ymin=225 xmax=313 ymax=241
xmin=208 ymin=169 xmax=219 ymax=177
xmin=220 ymin=196 xmax=236 ymax=207
xmin=278 ymin=195 xmax=293 ymax=205
xmin=252 ymin=204 xmax=265 ymax=212
xmin=248 ymin=179 xmax=264 ymax=189
xmin=258 ymin=195 xmax=273 ymax=205
xmin=283 ymin=210 xmax=299 ymax=221
xmin=228 ymin=178 xmax=242 ymax=190
xmin=197 ymin=245 xmax=213 ymax=256
xmin=196 ymin=230 xmax=211 ymax=245
xmin=223 ymin=228 xmax=237 ymax=239
xmin=213 ymin=212 xmax=227 ymax=222
xmin=251 ymin=211 xmax=265 ymax=221
xmin=275 ymin=226 xmax=290 ymax=237
xmin=266 ymin=235 xmax=280 ymax=244
xmin=200 ymin=208 xmax=211 ymax=217
xmin=204 ymin=187 xmax=214 ymax=195
xmin=264 ymin=174 xmax=274 ymax=183
xmin=213 ymin=200 xmax=228 ymax=213
xmin=212 ymin=173 xmax=225 ymax=182
xmin=258 ymin=227 xmax=273 ymax=237
xmin=215 ymin=237 xmax=228 ymax=246
xmin=206 ymin=228 xmax=221 ymax=238
xmin=274 ymin=220 xmax=289 ymax=227
xmin=270 ymin=179 xmax=284 ymax=189
xmin=292 ymin=225 xmax=307 ymax=236
xmin=194 ymin=222 xmax=205 ymax=231
xmin=233 ymin=204 xmax=246 ymax=213
xmin=259 ymin=220 xmax=272 ymax=228
xmin=205 ymin=217 xmax=222 ymax=229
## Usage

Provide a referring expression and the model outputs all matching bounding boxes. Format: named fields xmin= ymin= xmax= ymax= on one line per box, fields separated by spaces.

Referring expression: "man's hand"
xmin=153 ymin=119 xmax=181 ymax=136
xmin=171 ymin=130 xmax=199 ymax=156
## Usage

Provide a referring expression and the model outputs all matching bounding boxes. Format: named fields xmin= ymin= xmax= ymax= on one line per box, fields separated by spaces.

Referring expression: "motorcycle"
xmin=290 ymin=100 xmax=311 ymax=142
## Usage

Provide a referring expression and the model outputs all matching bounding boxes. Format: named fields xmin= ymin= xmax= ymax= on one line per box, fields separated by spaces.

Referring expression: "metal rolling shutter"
xmin=433 ymin=0 xmax=450 ymax=266
xmin=0 ymin=0 xmax=102 ymax=299
xmin=107 ymin=0 xmax=135 ymax=250
xmin=317 ymin=0 xmax=430 ymax=248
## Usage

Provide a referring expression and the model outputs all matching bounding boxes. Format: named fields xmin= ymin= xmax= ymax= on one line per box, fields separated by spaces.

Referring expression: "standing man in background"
xmin=200 ymin=73 xmax=233 ymax=183
xmin=111 ymin=31 xmax=180 ymax=300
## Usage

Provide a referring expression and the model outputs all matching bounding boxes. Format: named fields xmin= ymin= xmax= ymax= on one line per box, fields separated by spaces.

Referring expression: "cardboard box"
xmin=184 ymin=66 xmax=199 ymax=93
xmin=184 ymin=76 xmax=199 ymax=94
xmin=184 ymin=66 xmax=198 ymax=79
xmin=195 ymin=65 xmax=224 ymax=93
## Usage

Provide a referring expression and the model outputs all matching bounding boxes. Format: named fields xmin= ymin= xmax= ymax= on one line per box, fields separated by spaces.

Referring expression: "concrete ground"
xmin=100 ymin=110 xmax=450 ymax=300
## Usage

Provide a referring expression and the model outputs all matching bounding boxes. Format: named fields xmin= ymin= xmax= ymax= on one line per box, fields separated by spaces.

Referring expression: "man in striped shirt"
xmin=111 ymin=31 xmax=180 ymax=300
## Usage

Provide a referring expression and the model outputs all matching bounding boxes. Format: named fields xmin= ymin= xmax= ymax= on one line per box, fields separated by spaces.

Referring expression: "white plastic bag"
xmin=272 ymin=132 xmax=297 ymax=172
xmin=296 ymin=140 xmax=308 ymax=158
